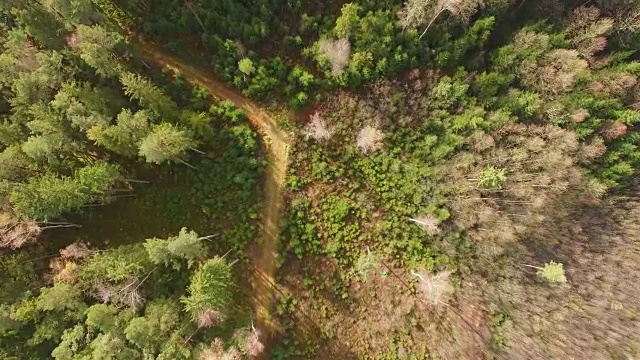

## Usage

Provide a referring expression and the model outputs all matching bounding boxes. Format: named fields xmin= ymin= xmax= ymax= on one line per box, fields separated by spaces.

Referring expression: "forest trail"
xmin=133 ymin=38 xmax=289 ymax=342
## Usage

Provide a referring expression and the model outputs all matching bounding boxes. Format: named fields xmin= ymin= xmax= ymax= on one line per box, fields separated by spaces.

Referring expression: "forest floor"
xmin=133 ymin=38 xmax=291 ymax=348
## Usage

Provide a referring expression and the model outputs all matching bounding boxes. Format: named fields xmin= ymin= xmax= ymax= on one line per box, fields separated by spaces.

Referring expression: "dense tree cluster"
xmin=0 ymin=1 xmax=264 ymax=359
xmin=0 ymin=230 xmax=262 ymax=359
xmin=0 ymin=1 xmax=226 ymax=238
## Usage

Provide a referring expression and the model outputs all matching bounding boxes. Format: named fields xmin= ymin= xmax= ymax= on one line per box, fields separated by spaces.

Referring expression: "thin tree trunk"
xmin=404 ymin=266 xmax=486 ymax=340
xmin=190 ymin=147 xmax=206 ymax=155
xmin=408 ymin=218 xmax=432 ymax=227
xmin=132 ymin=267 xmax=158 ymax=292
xmin=32 ymin=0 xmax=66 ymax=20
xmin=494 ymin=211 xmax=527 ymax=217
xmin=109 ymin=194 xmax=137 ymax=198
xmin=39 ymin=221 xmax=79 ymax=226
xmin=197 ymin=234 xmax=219 ymax=241
xmin=1 ymin=223 xmax=20 ymax=236
xmin=183 ymin=330 xmax=198 ymax=345
xmin=118 ymin=267 xmax=158 ymax=295
xmin=185 ymin=1 xmax=208 ymax=35
xmin=522 ymin=264 xmax=542 ymax=270
xmin=177 ymin=158 xmax=196 ymax=169
xmin=380 ymin=260 xmax=415 ymax=293
xmin=22 ymin=252 xmax=62 ymax=263
xmin=410 ymin=269 xmax=425 ymax=281
xmin=124 ymin=178 xmax=151 ymax=184
xmin=462 ymin=197 xmax=534 ymax=204
xmin=41 ymin=224 xmax=82 ymax=230
xmin=419 ymin=8 xmax=446 ymax=40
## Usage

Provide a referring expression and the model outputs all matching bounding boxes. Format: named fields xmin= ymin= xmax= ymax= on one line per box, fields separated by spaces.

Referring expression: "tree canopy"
xmin=0 ymin=0 xmax=639 ymax=359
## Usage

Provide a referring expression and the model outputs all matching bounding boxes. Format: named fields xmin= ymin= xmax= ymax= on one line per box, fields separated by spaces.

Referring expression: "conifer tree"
xmin=138 ymin=123 xmax=194 ymax=166
xmin=70 ymin=25 xmax=123 ymax=78
xmin=181 ymin=257 xmax=232 ymax=321
xmin=88 ymin=109 xmax=151 ymax=157
xmin=9 ymin=174 xmax=91 ymax=221
xmin=120 ymin=72 xmax=179 ymax=118
xmin=334 ymin=3 xmax=361 ymax=38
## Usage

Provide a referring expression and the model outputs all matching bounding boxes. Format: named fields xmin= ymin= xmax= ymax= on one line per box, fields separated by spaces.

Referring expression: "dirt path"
xmin=133 ymin=39 xmax=289 ymax=342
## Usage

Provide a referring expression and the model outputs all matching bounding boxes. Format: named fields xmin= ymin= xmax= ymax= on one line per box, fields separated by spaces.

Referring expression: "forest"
xmin=0 ymin=0 xmax=639 ymax=359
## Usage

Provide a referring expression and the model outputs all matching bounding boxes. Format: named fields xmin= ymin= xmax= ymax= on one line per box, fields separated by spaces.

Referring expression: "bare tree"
xmin=90 ymin=272 xmax=154 ymax=311
xmin=566 ymin=6 xmax=613 ymax=62
xmin=603 ymin=0 xmax=640 ymax=33
xmin=119 ymin=276 xmax=146 ymax=311
xmin=0 ymin=211 xmax=81 ymax=249
xmin=357 ymin=125 xmax=385 ymax=153
xmin=398 ymin=0 xmax=431 ymax=31
xmin=589 ymin=71 xmax=638 ymax=98
xmin=0 ymin=220 xmax=41 ymax=248
xmin=302 ymin=112 xmax=332 ymax=142
xmin=199 ymin=339 xmax=242 ymax=360
xmin=419 ymin=0 xmax=482 ymax=39
xmin=66 ymin=32 xmax=79 ymax=49
xmin=60 ymin=241 xmax=92 ymax=259
xmin=244 ymin=324 xmax=265 ymax=357
xmin=398 ymin=0 xmax=483 ymax=39
xmin=92 ymin=282 xmax=118 ymax=303
xmin=579 ymin=137 xmax=606 ymax=164
xmin=411 ymin=269 xmax=453 ymax=306
xmin=409 ymin=215 xmax=442 ymax=235
xmin=20 ymin=40 xmax=39 ymax=71
xmin=195 ymin=308 xmax=224 ymax=329
xmin=566 ymin=6 xmax=613 ymax=41
xmin=571 ymin=108 xmax=589 ymax=123
xmin=521 ymin=49 xmax=589 ymax=97
xmin=601 ymin=120 xmax=628 ymax=140
xmin=318 ymin=38 xmax=351 ymax=75
xmin=479 ymin=191 xmax=640 ymax=359
xmin=446 ymin=123 xmax=587 ymax=254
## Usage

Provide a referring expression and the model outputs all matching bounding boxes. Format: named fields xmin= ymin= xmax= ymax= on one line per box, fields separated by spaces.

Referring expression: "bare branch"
xmin=60 ymin=241 xmax=92 ymax=259
xmin=357 ymin=125 xmax=385 ymax=154
xmin=409 ymin=215 xmax=442 ymax=234
xmin=318 ymin=38 xmax=351 ymax=75
xmin=302 ymin=112 xmax=332 ymax=142
xmin=412 ymin=269 xmax=453 ymax=306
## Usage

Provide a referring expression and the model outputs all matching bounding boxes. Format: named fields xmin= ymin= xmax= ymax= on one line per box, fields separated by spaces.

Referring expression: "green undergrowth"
xmin=50 ymin=101 xmax=263 ymax=256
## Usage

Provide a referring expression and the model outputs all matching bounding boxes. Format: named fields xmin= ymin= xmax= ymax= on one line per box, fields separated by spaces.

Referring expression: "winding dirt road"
xmin=133 ymin=39 xmax=289 ymax=343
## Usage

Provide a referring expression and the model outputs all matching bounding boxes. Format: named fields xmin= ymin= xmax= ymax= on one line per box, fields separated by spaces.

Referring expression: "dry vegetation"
xmin=277 ymin=48 xmax=640 ymax=356
xmin=478 ymin=190 xmax=640 ymax=359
